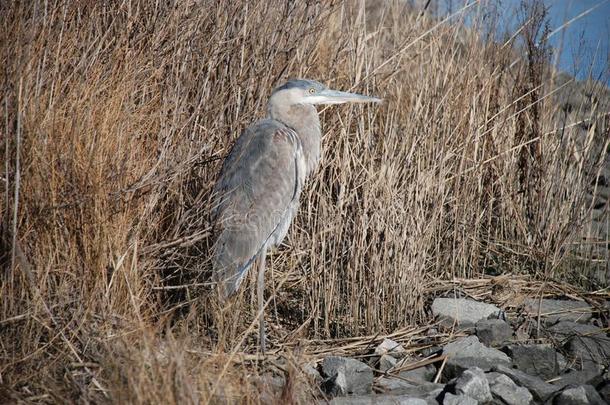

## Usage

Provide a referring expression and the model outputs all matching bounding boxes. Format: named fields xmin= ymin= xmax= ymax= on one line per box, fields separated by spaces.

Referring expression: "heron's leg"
xmin=257 ymin=249 xmax=267 ymax=353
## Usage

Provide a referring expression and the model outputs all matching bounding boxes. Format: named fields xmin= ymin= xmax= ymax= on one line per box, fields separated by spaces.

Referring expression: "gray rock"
xmin=327 ymin=395 xmax=428 ymax=405
xmin=581 ymin=385 xmax=607 ymax=405
xmin=442 ymin=336 xmax=511 ymax=378
xmin=404 ymin=399 xmax=429 ymax=405
xmin=376 ymin=338 xmax=407 ymax=358
xmin=549 ymin=321 xmax=603 ymax=338
xmin=398 ymin=399 xmax=428 ymax=405
xmin=598 ymin=381 xmax=610 ymax=403
xmin=453 ymin=367 xmax=492 ymax=403
xmin=392 ymin=381 xmax=444 ymax=395
xmin=523 ymin=298 xmax=592 ymax=324
xmin=553 ymin=385 xmax=605 ymax=405
xmin=557 ymin=352 xmax=568 ymax=371
xmin=551 ymin=364 xmax=603 ymax=388
xmin=302 ymin=363 xmax=322 ymax=383
xmin=421 ymin=346 xmax=443 ymax=358
xmin=425 ymin=387 xmax=445 ymax=405
xmin=380 ymin=354 xmax=399 ymax=372
xmin=555 ymin=386 xmax=589 ymax=405
xmin=377 ymin=376 xmax=418 ymax=392
xmin=567 ymin=335 xmax=610 ymax=367
xmin=493 ymin=364 xmax=559 ymax=402
xmin=432 ymin=298 xmax=501 ymax=328
xmin=321 ymin=356 xmax=374 ymax=396
xmin=482 ymin=372 xmax=503 ymax=383
xmin=333 ymin=372 xmax=348 ymax=395
xmin=502 ymin=344 xmax=561 ymax=379
xmin=442 ymin=393 xmax=477 ymax=405
xmin=475 ymin=319 xmax=513 ymax=346
xmin=399 ymin=364 xmax=437 ymax=383
xmin=548 ymin=322 xmax=610 ymax=366
xmin=485 ymin=372 xmax=533 ymax=405
xmin=376 ymin=379 xmax=444 ymax=404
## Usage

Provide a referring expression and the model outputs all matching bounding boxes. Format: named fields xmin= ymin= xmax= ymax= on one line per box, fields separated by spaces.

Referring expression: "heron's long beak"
xmin=307 ymin=89 xmax=382 ymax=105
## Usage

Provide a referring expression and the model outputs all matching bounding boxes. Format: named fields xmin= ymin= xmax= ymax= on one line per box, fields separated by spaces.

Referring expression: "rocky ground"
xmin=293 ymin=295 xmax=610 ymax=404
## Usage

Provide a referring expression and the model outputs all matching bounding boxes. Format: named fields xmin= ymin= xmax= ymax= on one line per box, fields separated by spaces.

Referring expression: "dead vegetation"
xmin=1 ymin=0 xmax=608 ymax=403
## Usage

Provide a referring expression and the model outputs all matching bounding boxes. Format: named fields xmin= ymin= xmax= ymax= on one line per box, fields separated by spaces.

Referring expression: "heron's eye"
xmin=308 ymin=88 xmax=316 ymax=94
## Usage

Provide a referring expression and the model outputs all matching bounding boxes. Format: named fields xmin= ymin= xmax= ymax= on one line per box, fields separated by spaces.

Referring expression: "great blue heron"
xmin=211 ymin=79 xmax=381 ymax=351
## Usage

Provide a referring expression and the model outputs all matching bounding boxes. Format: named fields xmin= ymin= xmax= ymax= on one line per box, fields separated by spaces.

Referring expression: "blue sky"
xmin=439 ymin=0 xmax=610 ymax=84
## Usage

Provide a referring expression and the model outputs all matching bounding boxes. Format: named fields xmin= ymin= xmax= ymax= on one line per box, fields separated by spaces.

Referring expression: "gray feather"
xmin=212 ymin=119 xmax=301 ymax=298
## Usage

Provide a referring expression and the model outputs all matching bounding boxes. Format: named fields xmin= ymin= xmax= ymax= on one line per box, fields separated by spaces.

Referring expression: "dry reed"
xmin=1 ymin=0 xmax=608 ymax=402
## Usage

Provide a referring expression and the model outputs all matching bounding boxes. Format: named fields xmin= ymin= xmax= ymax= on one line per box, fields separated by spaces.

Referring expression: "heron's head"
xmin=270 ymin=79 xmax=381 ymax=106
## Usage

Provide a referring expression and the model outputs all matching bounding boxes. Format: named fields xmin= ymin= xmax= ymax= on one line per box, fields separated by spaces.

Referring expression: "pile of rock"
xmin=306 ymin=297 xmax=609 ymax=404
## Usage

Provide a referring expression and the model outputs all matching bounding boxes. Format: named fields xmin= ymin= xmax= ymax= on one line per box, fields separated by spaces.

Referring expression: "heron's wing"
xmin=212 ymin=119 xmax=301 ymax=298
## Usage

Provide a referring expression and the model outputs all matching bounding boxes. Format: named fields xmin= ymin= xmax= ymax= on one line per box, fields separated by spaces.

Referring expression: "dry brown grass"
xmin=1 ymin=0 xmax=608 ymax=403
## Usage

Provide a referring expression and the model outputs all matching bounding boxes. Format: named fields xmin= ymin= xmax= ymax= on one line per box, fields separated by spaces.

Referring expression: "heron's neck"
xmin=268 ymin=103 xmax=321 ymax=175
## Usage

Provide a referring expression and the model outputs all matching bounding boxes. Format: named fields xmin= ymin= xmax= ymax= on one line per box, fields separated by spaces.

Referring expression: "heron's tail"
xmin=214 ymin=255 xmax=256 ymax=301
xmin=212 ymin=219 xmax=269 ymax=301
